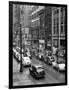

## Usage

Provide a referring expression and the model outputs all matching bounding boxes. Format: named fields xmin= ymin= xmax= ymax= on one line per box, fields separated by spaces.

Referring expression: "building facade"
xmin=52 ymin=7 xmax=65 ymax=50
xmin=13 ymin=5 xmax=32 ymax=47
xmin=44 ymin=6 xmax=52 ymax=50
xmin=30 ymin=6 xmax=66 ymax=51
xmin=30 ymin=6 xmax=45 ymax=49
xmin=20 ymin=5 xmax=32 ymax=47
xmin=13 ymin=4 xmax=21 ymax=47
xmin=13 ymin=5 xmax=66 ymax=52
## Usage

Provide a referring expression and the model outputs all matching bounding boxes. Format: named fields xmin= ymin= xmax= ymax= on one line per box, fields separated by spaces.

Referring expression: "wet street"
xmin=13 ymin=56 xmax=65 ymax=86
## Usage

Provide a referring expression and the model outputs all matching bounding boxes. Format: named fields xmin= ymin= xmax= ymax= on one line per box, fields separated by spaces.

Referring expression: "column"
xmin=59 ymin=8 xmax=61 ymax=50
xmin=52 ymin=8 xmax=53 ymax=53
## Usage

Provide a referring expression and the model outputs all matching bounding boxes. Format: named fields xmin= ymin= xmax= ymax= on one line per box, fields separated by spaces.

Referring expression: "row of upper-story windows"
xmin=53 ymin=7 xmax=65 ymax=35
xmin=31 ymin=13 xmax=38 ymax=20
xmin=31 ymin=19 xmax=40 ymax=27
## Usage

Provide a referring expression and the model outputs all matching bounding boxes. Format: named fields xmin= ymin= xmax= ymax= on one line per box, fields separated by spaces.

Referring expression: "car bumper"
xmin=58 ymin=68 xmax=65 ymax=72
xmin=36 ymin=75 xmax=45 ymax=79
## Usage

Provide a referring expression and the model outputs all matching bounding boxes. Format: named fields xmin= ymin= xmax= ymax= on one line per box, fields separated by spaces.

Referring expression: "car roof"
xmin=23 ymin=56 xmax=30 ymax=59
xmin=32 ymin=64 xmax=43 ymax=68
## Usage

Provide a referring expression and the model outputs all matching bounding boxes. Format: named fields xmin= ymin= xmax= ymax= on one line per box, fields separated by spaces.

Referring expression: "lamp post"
xmin=19 ymin=6 xmax=23 ymax=72
xmin=19 ymin=23 xmax=23 ymax=72
xmin=19 ymin=26 xmax=23 ymax=72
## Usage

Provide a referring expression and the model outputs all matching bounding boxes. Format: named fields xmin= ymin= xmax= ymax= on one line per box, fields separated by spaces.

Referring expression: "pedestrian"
xmin=55 ymin=49 xmax=59 ymax=61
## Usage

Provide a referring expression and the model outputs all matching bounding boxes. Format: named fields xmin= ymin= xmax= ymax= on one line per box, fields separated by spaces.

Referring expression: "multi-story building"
xmin=30 ymin=6 xmax=45 ymax=49
xmin=20 ymin=5 xmax=32 ymax=47
xmin=30 ymin=5 xmax=66 ymax=52
xmin=13 ymin=4 xmax=21 ymax=47
xmin=13 ymin=5 xmax=32 ymax=47
xmin=44 ymin=6 xmax=52 ymax=50
xmin=52 ymin=7 xmax=65 ymax=50
xmin=13 ymin=5 xmax=66 ymax=52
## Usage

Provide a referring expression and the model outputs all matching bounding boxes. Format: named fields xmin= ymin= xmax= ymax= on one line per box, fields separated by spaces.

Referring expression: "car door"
xmin=33 ymin=67 xmax=37 ymax=76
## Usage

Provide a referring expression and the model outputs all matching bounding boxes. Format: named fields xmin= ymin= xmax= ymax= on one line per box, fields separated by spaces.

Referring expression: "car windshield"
xmin=37 ymin=67 xmax=44 ymax=71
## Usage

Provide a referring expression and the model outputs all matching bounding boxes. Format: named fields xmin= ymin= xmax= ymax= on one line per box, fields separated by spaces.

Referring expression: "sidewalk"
xmin=13 ymin=58 xmax=34 ymax=86
xmin=13 ymin=58 xmax=20 ymax=73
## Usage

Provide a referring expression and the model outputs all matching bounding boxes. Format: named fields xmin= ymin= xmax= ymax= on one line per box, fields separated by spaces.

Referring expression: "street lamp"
xmin=19 ymin=6 xmax=23 ymax=72
xmin=19 ymin=23 xmax=23 ymax=72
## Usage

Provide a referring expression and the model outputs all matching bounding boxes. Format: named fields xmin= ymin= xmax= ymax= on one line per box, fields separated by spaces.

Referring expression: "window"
xmin=53 ymin=39 xmax=58 ymax=47
xmin=40 ymin=14 xmax=44 ymax=27
xmin=53 ymin=19 xmax=56 ymax=34
xmin=57 ymin=18 xmax=59 ymax=34
xmin=31 ymin=20 xmax=40 ymax=27
xmin=32 ymin=13 xmax=38 ymax=19
xmin=61 ymin=24 xmax=64 ymax=34
xmin=53 ymin=9 xmax=59 ymax=15
xmin=60 ymin=7 xmax=65 ymax=34
xmin=53 ymin=17 xmax=59 ymax=35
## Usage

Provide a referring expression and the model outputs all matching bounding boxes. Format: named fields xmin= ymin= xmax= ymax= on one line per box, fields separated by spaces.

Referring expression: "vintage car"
xmin=57 ymin=61 xmax=65 ymax=72
xmin=22 ymin=56 xmax=31 ymax=67
xmin=29 ymin=64 xmax=45 ymax=79
xmin=53 ymin=60 xmax=65 ymax=72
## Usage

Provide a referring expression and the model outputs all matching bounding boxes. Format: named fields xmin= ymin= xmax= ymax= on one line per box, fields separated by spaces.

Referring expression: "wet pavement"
xmin=13 ymin=56 xmax=65 ymax=86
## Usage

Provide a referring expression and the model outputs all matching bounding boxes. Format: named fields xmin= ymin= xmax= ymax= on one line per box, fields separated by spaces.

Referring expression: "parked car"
xmin=22 ymin=56 xmax=31 ymax=67
xmin=57 ymin=61 xmax=65 ymax=72
xmin=29 ymin=64 xmax=45 ymax=79
xmin=52 ymin=60 xmax=65 ymax=72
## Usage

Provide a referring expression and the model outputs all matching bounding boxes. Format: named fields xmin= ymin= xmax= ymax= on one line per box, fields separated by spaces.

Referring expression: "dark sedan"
xmin=29 ymin=64 xmax=45 ymax=79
